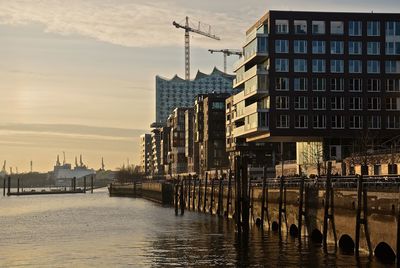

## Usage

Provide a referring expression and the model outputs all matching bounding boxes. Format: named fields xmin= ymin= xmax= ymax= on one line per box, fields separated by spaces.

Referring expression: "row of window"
xmin=275 ymin=96 xmax=400 ymax=111
xmin=276 ymin=114 xmax=400 ymax=129
xmin=275 ymin=20 xmax=400 ymax=36
xmin=275 ymin=77 xmax=400 ymax=92
xmin=275 ymin=40 xmax=400 ymax=55
xmin=275 ymin=59 xmax=400 ymax=73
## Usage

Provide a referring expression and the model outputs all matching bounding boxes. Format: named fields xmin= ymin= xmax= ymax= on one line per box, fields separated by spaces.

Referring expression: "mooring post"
xmin=355 ymin=174 xmax=372 ymax=256
xmin=83 ymin=176 xmax=87 ymax=193
xmin=17 ymin=178 xmax=20 ymax=194
xmin=91 ymin=175 xmax=94 ymax=194
xmin=3 ymin=178 xmax=5 ymax=196
xmin=203 ymin=172 xmax=208 ymax=213
xmin=188 ymin=175 xmax=192 ymax=210
xmin=298 ymin=176 xmax=305 ymax=240
xmin=226 ymin=169 xmax=232 ymax=219
xmin=174 ymin=178 xmax=179 ymax=215
xmin=192 ymin=176 xmax=196 ymax=210
xmin=235 ymin=156 xmax=242 ymax=235
xmin=197 ymin=178 xmax=202 ymax=211
xmin=210 ymin=177 xmax=215 ymax=215
xmin=278 ymin=175 xmax=284 ymax=237
xmin=180 ymin=178 xmax=185 ymax=215
xmin=217 ymin=175 xmax=223 ymax=216
xmin=73 ymin=177 xmax=76 ymax=192
xmin=242 ymin=157 xmax=250 ymax=233
xmin=397 ymin=184 xmax=400 ymax=266
xmin=323 ymin=162 xmax=337 ymax=251
xmin=261 ymin=167 xmax=267 ymax=228
xmin=7 ymin=176 xmax=11 ymax=196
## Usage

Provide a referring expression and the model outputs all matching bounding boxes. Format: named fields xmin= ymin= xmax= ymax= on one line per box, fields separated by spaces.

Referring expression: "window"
xmin=331 ymin=97 xmax=344 ymax=110
xmin=386 ymin=61 xmax=400 ymax=73
xmin=312 ymin=59 xmax=326 ymax=73
xmin=367 ymin=61 xmax=380 ymax=73
xmin=349 ymin=21 xmax=362 ymax=36
xmin=212 ymin=101 xmax=225 ymax=110
xmin=295 ymin=115 xmax=308 ymax=128
xmin=276 ymin=20 xmax=289 ymax=34
xmin=386 ymin=97 xmax=400 ymax=110
xmin=331 ymin=21 xmax=344 ymax=34
xmin=331 ymin=60 xmax=344 ymax=73
xmin=367 ymin=21 xmax=380 ymax=36
xmin=312 ymin=97 xmax=326 ymax=110
xmin=294 ymin=40 xmax=307 ymax=54
xmin=349 ymin=41 xmax=362 ymax=55
xmin=294 ymin=96 xmax=308 ymax=110
xmin=350 ymin=97 xmax=363 ymax=110
xmin=331 ymin=41 xmax=344 ymax=54
xmin=276 ymin=96 xmax=289 ymax=110
xmin=312 ymin=78 xmax=326 ymax=91
xmin=349 ymin=60 xmax=362 ymax=73
xmin=367 ymin=42 xmax=380 ymax=55
xmin=331 ymin=115 xmax=345 ymax=129
xmin=313 ymin=115 xmax=326 ymax=129
xmin=387 ymin=115 xmax=400 ymax=129
xmin=367 ymin=97 xmax=381 ymax=110
xmin=312 ymin=21 xmax=325 ymax=34
xmin=294 ymin=20 xmax=307 ymax=34
xmin=367 ymin=79 xmax=381 ymax=92
xmin=294 ymin=59 xmax=307 ymax=72
xmin=386 ymin=79 xmax=400 ymax=92
xmin=275 ymin=58 xmax=289 ymax=72
xmin=386 ymin=21 xmax=400 ymax=36
xmin=368 ymin=116 xmax=381 ymax=129
xmin=294 ymin=78 xmax=308 ymax=91
xmin=386 ymin=42 xmax=400 ymax=55
xmin=349 ymin=78 xmax=362 ymax=92
xmin=330 ymin=78 xmax=344 ymax=92
xmin=350 ymin=115 xmax=363 ymax=129
xmin=277 ymin=114 xmax=289 ymax=128
xmin=275 ymin=77 xmax=289 ymax=91
xmin=312 ymin=41 xmax=326 ymax=54
xmin=275 ymin=40 xmax=289 ymax=53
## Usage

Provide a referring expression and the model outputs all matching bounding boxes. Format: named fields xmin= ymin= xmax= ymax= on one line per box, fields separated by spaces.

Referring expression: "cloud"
xmin=0 ymin=0 xmax=252 ymax=48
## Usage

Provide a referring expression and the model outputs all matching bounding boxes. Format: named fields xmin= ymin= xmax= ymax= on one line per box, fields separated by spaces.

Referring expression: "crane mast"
xmin=208 ymin=49 xmax=243 ymax=73
xmin=173 ymin=16 xmax=220 ymax=80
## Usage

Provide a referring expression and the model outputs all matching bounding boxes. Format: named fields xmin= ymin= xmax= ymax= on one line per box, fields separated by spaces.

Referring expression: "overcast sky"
xmin=0 ymin=0 xmax=399 ymax=172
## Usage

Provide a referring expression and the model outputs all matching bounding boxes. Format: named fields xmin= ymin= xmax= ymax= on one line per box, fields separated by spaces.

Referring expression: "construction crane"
xmin=208 ymin=49 xmax=243 ymax=73
xmin=173 ymin=16 xmax=221 ymax=80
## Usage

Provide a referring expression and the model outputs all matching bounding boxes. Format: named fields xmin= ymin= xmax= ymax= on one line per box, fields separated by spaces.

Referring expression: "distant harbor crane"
xmin=173 ymin=16 xmax=220 ymax=80
xmin=208 ymin=49 xmax=242 ymax=73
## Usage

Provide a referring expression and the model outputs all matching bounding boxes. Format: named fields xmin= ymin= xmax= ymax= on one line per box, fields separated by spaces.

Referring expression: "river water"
xmin=0 ymin=189 xmax=390 ymax=267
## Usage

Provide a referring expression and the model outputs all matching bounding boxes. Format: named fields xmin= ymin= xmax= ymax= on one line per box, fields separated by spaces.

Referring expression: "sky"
xmin=0 ymin=0 xmax=399 ymax=172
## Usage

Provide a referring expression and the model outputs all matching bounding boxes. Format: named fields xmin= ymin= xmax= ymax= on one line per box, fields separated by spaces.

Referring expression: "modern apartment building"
xmin=150 ymin=128 xmax=162 ymax=177
xmin=231 ymin=11 xmax=400 ymax=171
xmin=154 ymin=68 xmax=235 ymax=124
xmin=139 ymin=134 xmax=152 ymax=175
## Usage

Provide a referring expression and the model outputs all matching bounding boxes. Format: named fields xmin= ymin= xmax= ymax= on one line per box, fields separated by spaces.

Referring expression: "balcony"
xmin=232 ymin=111 xmax=269 ymax=139
xmin=233 ymin=36 xmax=268 ymax=72
xmin=233 ymin=64 xmax=269 ymax=89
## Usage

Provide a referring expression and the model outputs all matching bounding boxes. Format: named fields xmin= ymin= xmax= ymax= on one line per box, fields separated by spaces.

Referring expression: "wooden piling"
xmin=174 ymin=177 xmax=179 ymax=215
xmin=203 ymin=172 xmax=208 ymax=213
xmin=278 ymin=176 xmax=284 ymax=237
xmin=226 ymin=169 xmax=232 ymax=219
xmin=91 ymin=175 xmax=94 ymax=193
xmin=73 ymin=177 xmax=76 ymax=192
xmin=180 ymin=179 xmax=185 ymax=215
xmin=7 ymin=176 xmax=11 ymax=195
xmin=235 ymin=156 xmax=242 ymax=235
xmin=298 ymin=176 xmax=305 ymax=239
xmin=261 ymin=168 xmax=267 ymax=228
xmin=192 ymin=176 xmax=196 ymax=210
xmin=355 ymin=174 xmax=372 ymax=256
xmin=210 ymin=177 xmax=215 ymax=215
xmin=323 ymin=162 xmax=337 ymax=251
xmin=217 ymin=175 xmax=223 ymax=216
xmin=17 ymin=178 xmax=20 ymax=194
xmin=197 ymin=178 xmax=202 ymax=211
xmin=241 ymin=157 xmax=249 ymax=233
xmin=83 ymin=176 xmax=87 ymax=193
xmin=397 ymin=184 xmax=400 ymax=266
xmin=188 ymin=175 xmax=192 ymax=210
xmin=3 ymin=178 xmax=5 ymax=196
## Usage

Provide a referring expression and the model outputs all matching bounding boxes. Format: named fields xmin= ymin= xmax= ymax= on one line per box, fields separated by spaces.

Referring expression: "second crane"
xmin=208 ymin=49 xmax=243 ymax=73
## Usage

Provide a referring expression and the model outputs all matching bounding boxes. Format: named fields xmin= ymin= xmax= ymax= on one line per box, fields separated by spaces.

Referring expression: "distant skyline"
xmin=1 ymin=0 xmax=399 ymax=172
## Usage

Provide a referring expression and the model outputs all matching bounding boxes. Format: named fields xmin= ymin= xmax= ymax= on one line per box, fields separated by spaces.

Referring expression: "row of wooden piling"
xmin=171 ymin=157 xmax=400 ymax=263
xmin=3 ymin=176 xmax=94 ymax=196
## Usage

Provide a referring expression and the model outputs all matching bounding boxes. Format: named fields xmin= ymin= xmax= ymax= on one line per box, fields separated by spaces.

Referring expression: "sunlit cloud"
xmin=0 ymin=0 xmax=250 ymax=48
